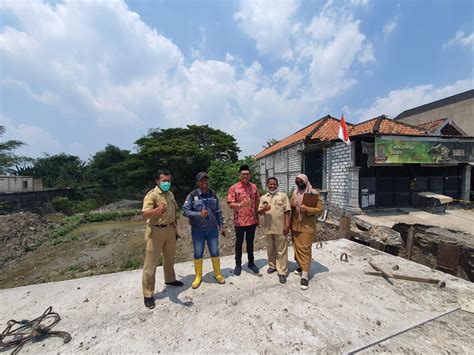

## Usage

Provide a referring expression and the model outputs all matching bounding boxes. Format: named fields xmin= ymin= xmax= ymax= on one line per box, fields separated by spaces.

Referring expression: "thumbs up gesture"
xmin=200 ymin=207 xmax=209 ymax=218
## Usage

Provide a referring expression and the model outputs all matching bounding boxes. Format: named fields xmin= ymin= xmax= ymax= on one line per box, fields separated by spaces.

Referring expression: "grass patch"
xmin=120 ymin=254 xmax=143 ymax=270
xmin=68 ymin=264 xmax=80 ymax=272
xmin=48 ymin=209 xmax=141 ymax=240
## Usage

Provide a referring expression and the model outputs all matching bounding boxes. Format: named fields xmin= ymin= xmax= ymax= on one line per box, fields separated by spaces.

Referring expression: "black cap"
xmin=196 ymin=172 xmax=209 ymax=181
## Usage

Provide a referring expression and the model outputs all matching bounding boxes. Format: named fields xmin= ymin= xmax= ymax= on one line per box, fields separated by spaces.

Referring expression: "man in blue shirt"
xmin=183 ymin=172 xmax=226 ymax=289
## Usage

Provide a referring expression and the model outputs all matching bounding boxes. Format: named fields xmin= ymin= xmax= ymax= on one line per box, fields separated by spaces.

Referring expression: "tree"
xmin=0 ymin=126 xmax=25 ymax=174
xmin=208 ymin=156 xmax=262 ymax=194
xmin=262 ymin=138 xmax=279 ymax=149
xmin=88 ymin=144 xmax=130 ymax=188
xmin=29 ymin=153 xmax=87 ymax=188
xmin=125 ymin=125 xmax=241 ymax=198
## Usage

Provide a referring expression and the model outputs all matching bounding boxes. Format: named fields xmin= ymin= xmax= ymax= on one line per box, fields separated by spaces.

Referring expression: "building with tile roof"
xmin=255 ymin=113 xmax=473 ymax=213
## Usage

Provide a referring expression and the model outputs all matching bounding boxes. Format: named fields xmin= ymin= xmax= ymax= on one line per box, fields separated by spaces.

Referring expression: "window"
xmin=23 ymin=180 xmax=28 ymax=189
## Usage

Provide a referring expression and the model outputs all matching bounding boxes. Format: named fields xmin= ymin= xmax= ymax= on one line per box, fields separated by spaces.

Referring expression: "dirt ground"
xmin=0 ymin=201 xmax=340 ymax=289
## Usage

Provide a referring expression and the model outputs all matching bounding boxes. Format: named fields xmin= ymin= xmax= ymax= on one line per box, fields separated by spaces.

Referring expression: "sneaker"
xmin=165 ymin=280 xmax=184 ymax=287
xmin=248 ymin=263 xmax=259 ymax=274
xmin=144 ymin=297 xmax=155 ymax=309
xmin=300 ymin=278 xmax=309 ymax=290
xmin=234 ymin=265 xmax=242 ymax=276
xmin=267 ymin=267 xmax=277 ymax=274
xmin=279 ymin=274 xmax=287 ymax=284
xmin=294 ymin=267 xmax=302 ymax=275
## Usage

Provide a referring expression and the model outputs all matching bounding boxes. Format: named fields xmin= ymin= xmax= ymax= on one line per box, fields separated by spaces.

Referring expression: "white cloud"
xmin=0 ymin=0 xmax=376 ymax=159
xmin=350 ymin=78 xmax=473 ymax=122
xmin=0 ymin=114 xmax=62 ymax=156
xmin=444 ymin=31 xmax=474 ymax=50
xmin=383 ymin=20 xmax=397 ymax=36
xmin=235 ymin=0 xmax=299 ymax=60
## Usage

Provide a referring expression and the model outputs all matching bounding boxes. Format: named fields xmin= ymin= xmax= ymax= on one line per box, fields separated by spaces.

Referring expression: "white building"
xmin=0 ymin=176 xmax=43 ymax=193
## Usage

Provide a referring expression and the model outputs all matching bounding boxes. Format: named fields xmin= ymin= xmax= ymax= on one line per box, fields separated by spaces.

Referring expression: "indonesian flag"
xmin=338 ymin=114 xmax=350 ymax=145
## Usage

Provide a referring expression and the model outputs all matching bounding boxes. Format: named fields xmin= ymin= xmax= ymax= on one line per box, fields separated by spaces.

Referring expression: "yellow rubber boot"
xmin=192 ymin=259 xmax=203 ymax=289
xmin=211 ymin=256 xmax=225 ymax=284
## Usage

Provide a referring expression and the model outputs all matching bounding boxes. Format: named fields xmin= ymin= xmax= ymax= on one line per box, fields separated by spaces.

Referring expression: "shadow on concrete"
xmin=287 ymin=260 xmax=329 ymax=280
xmin=309 ymin=260 xmax=329 ymax=280
xmin=154 ymin=274 xmax=194 ymax=307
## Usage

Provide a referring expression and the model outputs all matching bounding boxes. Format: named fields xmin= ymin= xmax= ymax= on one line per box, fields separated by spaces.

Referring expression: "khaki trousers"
xmin=266 ymin=234 xmax=288 ymax=275
xmin=142 ymin=225 xmax=177 ymax=298
xmin=291 ymin=231 xmax=314 ymax=272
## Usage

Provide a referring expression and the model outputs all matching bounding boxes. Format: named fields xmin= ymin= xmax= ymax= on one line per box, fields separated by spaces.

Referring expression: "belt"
xmin=154 ymin=224 xmax=174 ymax=228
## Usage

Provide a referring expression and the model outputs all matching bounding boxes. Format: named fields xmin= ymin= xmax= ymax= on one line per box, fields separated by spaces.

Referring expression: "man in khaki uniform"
xmin=258 ymin=177 xmax=291 ymax=284
xmin=142 ymin=169 xmax=183 ymax=309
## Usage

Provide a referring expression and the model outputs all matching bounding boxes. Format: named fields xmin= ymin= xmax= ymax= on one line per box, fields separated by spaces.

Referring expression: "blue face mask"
xmin=160 ymin=181 xmax=171 ymax=192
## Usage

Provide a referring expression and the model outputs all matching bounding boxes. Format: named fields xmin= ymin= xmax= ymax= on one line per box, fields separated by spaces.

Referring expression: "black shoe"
xmin=144 ymin=297 xmax=155 ymax=309
xmin=294 ymin=267 xmax=302 ymax=275
xmin=248 ymin=263 xmax=259 ymax=274
xmin=267 ymin=267 xmax=277 ymax=274
xmin=234 ymin=265 xmax=242 ymax=276
xmin=279 ymin=274 xmax=287 ymax=284
xmin=165 ymin=280 xmax=184 ymax=286
xmin=300 ymin=278 xmax=309 ymax=290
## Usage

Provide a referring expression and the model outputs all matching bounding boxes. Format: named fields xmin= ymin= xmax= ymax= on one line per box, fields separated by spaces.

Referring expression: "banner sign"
xmin=374 ymin=136 xmax=474 ymax=164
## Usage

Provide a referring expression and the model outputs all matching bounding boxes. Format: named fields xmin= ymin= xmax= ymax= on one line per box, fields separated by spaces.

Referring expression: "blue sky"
xmin=0 ymin=0 xmax=472 ymax=160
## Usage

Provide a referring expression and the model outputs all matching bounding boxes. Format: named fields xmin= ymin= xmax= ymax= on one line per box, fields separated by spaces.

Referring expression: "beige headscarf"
xmin=293 ymin=174 xmax=313 ymax=220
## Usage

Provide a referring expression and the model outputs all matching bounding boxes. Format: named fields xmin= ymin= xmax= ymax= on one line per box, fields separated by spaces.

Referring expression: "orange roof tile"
xmin=255 ymin=115 xmax=427 ymax=159
xmin=418 ymin=118 xmax=448 ymax=134
xmin=254 ymin=116 xmax=332 ymax=159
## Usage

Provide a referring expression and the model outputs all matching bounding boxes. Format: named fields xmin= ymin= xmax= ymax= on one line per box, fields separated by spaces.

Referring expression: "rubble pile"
xmin=0 ymin=212 xmax=53 ymax=267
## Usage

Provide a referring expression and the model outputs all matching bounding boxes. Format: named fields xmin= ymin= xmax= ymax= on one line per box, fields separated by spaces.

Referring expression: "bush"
xmin=208 ymin=156 xmax=262 ymax=194
xmin=51 ymin=197 xmax=74 ymax=215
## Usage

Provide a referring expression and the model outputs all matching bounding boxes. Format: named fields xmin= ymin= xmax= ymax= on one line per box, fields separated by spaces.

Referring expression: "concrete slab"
xmin=357 ymin=208 xmax=474 ymax=235
xmin=1 ymin=239 xmax=473 ymax=354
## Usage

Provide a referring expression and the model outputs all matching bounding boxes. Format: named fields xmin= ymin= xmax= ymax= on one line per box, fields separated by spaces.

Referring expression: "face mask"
xmin=297 ymin=182 xmax=306 ymax=190
xmin=268 ymin=188 xmax=278 ymax=194
xmin=160 ymin=181 xmax=171 ymax=192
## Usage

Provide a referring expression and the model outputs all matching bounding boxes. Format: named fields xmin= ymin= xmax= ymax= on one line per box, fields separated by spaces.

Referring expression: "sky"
xmin=0 ymin=0 xmax=473 ymax=160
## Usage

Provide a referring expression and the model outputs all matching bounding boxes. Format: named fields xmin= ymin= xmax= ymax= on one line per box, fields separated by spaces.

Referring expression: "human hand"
xmin=241 ymin=198 xmax=251 ymax=208
xmin=156 ymin=204 xmax=167 ymax=215
xmin=299 ymin=204 xmax=308 ymax=212
xmin=200 ymin=208 xmax=209 ymax=218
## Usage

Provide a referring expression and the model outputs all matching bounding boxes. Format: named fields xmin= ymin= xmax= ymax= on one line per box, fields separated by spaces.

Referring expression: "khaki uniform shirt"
xmin=142 ymin=186 xmax=178 ymax=227
xmin=259 ymin=192 xmax=291 ymax=235
xmin=289 ymin=192 xmax=323 ymax=234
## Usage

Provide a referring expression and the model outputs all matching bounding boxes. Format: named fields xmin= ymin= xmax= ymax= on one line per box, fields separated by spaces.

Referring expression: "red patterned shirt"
xmin=227 ymin=181 xmax=260 ymax=227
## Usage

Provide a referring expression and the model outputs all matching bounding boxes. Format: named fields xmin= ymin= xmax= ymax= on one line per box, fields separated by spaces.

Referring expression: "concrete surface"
xmin=1 ymin=239 xmax=473 ymax=354
xmin=358 ymin=208 xmax=474 ymax=235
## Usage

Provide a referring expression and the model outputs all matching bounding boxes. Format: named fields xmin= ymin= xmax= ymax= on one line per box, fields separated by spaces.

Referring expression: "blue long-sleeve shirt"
xmin=182 ymin=188 xmax=223 ymax=231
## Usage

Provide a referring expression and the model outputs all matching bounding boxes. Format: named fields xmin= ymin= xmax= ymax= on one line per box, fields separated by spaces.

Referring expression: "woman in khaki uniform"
xmin=290 ymin=174 xmax=323 ymax=290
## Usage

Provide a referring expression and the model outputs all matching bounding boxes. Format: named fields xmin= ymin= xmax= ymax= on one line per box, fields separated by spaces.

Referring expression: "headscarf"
xmin=292 ymin=173 xmax=313 ymax=220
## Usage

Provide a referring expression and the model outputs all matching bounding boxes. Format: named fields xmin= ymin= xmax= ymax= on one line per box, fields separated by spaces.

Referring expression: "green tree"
xmin=208 ymin=156 xmax=261 ymax=194
xmin=124 ymin=125 xmax=241 ymax=198
xmin=30 ymin=153 xmax=87 ymax=188
xmin=262 ymin=138 xmax=279 ymax=149
xmin=88 ymin=144 xmax=130 ymax=188
xmin=0 ymin=126 xmax=25 ymax=174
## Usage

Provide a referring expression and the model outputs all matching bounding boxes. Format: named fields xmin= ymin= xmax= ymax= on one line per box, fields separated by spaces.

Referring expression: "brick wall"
xmin=326 ymin=142 xmax=353 ymax=211
xmin=256 ymin=142 xmax=303 ymax=193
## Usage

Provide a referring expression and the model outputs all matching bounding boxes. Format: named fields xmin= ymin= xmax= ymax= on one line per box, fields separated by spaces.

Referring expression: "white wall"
xmin=0 ymin=176 xmax=35 ymax=193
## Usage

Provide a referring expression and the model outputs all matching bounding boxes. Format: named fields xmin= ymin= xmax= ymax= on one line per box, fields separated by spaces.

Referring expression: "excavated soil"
xmin=0 ymin=201 xmax=339 ymax=289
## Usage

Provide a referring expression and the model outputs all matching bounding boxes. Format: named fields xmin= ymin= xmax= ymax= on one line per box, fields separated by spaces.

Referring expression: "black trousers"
xmin=234 ymin=224 xmax=257 ymax=265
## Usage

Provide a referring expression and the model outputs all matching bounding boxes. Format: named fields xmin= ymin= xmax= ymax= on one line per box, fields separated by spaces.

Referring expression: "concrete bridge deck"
xmin=1 ymin=239 xmax=473 ymax=354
